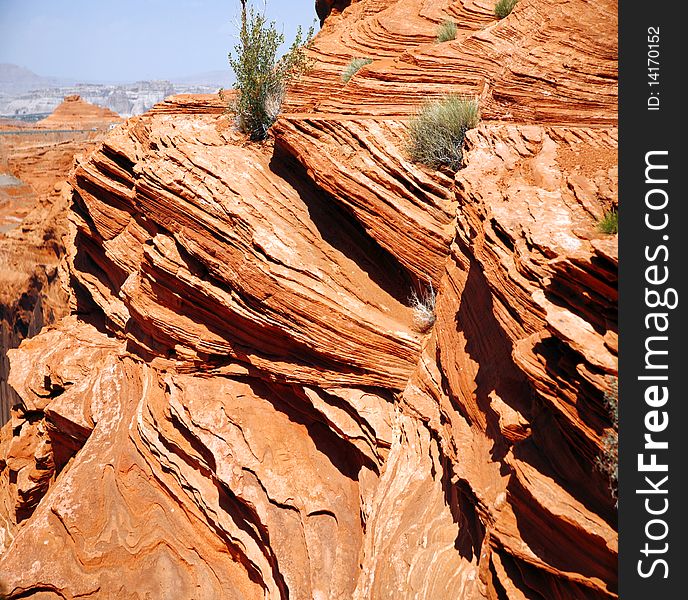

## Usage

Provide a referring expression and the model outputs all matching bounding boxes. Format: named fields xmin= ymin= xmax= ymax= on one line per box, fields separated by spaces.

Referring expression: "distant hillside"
xmin=0 ymin=64 xmax=229 ymax=119
xmin=0 ymin=63 xmax=74 ymax=95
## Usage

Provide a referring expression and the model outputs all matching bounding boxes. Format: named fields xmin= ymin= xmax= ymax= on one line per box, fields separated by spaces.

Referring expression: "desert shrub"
xmin=410 ymin=283 xmax=436 ymax=333
xmin=341 ymin=57 xmax=373 ymax=83
xmin=406 ymin=95 xmax=480 ymax=170
xmin=495 ymin=0 xmax=518 ymax=19
xmin=598 ymin=209 xmax=618 ymax=234
xmin=436 ymin=20 xmax=457 ymax=43
xmin=228 ymin=3 xmax=314 ymax=140
xmin=597 ymin=377 xmax=618 ymax=502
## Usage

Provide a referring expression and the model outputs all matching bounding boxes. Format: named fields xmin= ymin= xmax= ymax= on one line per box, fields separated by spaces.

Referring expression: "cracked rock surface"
xmin=0 ymin=0 xmax=617 ymax=598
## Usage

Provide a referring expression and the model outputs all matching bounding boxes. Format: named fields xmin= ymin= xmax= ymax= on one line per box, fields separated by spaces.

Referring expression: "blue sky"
xmin=0 ymin=0 xmax=318 ymax=82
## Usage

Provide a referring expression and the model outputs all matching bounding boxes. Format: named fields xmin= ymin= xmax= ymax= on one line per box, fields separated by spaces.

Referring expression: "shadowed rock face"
xmin=0 ymin=0 xmax=617 ymax=598
xmin=316 ymin=0 xmax=355 ymax=24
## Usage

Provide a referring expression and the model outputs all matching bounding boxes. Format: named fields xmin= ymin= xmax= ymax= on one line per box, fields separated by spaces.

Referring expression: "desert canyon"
xmin=0 ymin=0 xmax=618 ymax=598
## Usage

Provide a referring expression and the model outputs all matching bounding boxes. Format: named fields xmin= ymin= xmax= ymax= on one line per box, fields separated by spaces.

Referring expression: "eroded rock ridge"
xmin=0 ymin=1 xmax=617 ymax=598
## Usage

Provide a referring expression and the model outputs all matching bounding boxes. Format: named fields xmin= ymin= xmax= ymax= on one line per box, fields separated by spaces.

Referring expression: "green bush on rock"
xmin=436 ymin=20 xmax=458 ymax=43
xmin=495 ymin=0 xmax=519 ymax=19
xmin=227 ymin=2 xmax=314 ymax=140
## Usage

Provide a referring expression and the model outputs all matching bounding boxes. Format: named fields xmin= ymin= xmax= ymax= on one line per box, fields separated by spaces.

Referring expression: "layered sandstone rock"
xmin=287 ymin=0 xmax=616 ymax=124
xmin=0 ymin=99 xmax=118 ymax=423
xmin=37 ymin=95 xmax=123 ymax=130
xmin=0 ymin=0 xmax=617 ymax=598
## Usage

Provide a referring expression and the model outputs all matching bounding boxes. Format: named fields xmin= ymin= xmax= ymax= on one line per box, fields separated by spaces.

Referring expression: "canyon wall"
xmin=0 ymin=1 xmax=617 ymax=598
xmin=0 ymin=98 xmax=121 ymax=423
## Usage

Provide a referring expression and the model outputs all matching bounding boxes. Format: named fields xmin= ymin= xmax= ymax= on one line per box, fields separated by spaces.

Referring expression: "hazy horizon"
xmin=0 ymin=0 xmax=319 ymax=83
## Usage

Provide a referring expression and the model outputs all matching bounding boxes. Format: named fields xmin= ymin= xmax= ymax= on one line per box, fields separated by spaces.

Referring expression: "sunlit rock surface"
xmin=0 ymin=0 xmax=617 ymax=598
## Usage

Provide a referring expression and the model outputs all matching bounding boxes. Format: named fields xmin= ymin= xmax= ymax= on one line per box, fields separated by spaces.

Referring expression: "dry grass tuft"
xmin=495 ymin=0 xmax=518 ymax=19
xmin=436 ymin=20 xmax=457 ymax=43
xmin=410 ymin=284 xmax=437 ymax=333
xmin=406 ymin=95 xmax=479 ymax=171
xmin=342 ymin=58 xmax=373 ymax=83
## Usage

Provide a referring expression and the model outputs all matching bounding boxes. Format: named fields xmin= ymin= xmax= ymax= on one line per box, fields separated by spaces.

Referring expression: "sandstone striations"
xmin=0 ymin=99 xmax=120 ymax=425
xmin=0 ymin=0 xmax=617 ymax=598
xmin=37 ymin=95 xmax=123 ymax=131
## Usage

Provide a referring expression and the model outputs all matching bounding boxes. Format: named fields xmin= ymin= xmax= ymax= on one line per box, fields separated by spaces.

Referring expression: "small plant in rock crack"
xmin=436 ymin=20 xmax=458 ymax=43
xmin=495 ymin=0 xmax=518 ymax=19
xmin=597 ymin=376 xmax=618 ymax=503
xmin=342 ymin=57 xmax=373 ymax=83
xmin=597 ymin=209 xmax=618 ymax=234
xmin=410 ymin=281 xmax=437 ymax=333
xmin=406 ymin=94 xmax=480 ymax=171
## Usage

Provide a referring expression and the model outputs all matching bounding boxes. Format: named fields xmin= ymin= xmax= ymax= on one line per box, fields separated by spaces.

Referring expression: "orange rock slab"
xmin=1 ymin=318 xmax=388 ymax=598
xmin=0 ymin=0 xmax=617 ymax=598
xmin=37 ymin=95 xmax=122 ymax=131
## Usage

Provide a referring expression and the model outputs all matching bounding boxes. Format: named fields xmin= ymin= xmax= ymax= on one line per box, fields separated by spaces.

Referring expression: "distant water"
xmin=0 ymin=113 xmax=50 ymax=123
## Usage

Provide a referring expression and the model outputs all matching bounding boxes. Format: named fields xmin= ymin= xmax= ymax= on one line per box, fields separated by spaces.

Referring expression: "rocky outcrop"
xmin=37 ymin=95 xmax=122 ymax=130
xmin=288 ymin=0 xmax=616 ymax=124
xmin=0 ymin=180 xmax=69 ymax=425
xmin=0 ymin=99 xmax=113 ymax=423
xmin=0 ymin=0 xmax=617 ymax=598
xmin=397 ymin=122 xmax=617 ymax=598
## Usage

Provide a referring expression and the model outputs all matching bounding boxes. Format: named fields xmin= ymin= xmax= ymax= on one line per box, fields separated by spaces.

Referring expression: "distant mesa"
xmin=1 ymin=63 xmax=230 ymax=121
xmin=37 ymin=95 xmax=123 ymax=131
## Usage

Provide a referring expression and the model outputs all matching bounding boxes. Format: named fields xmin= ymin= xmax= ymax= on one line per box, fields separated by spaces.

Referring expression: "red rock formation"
xmin=0 ymin=0 xmax=617 ymax=598
xmin=0 ymin=100 xmax=113 ymax=423
xmin=287 ymin=0 xmax=616 ymax=124
xmin=37 ymin=95 xmax=122 ymax=130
